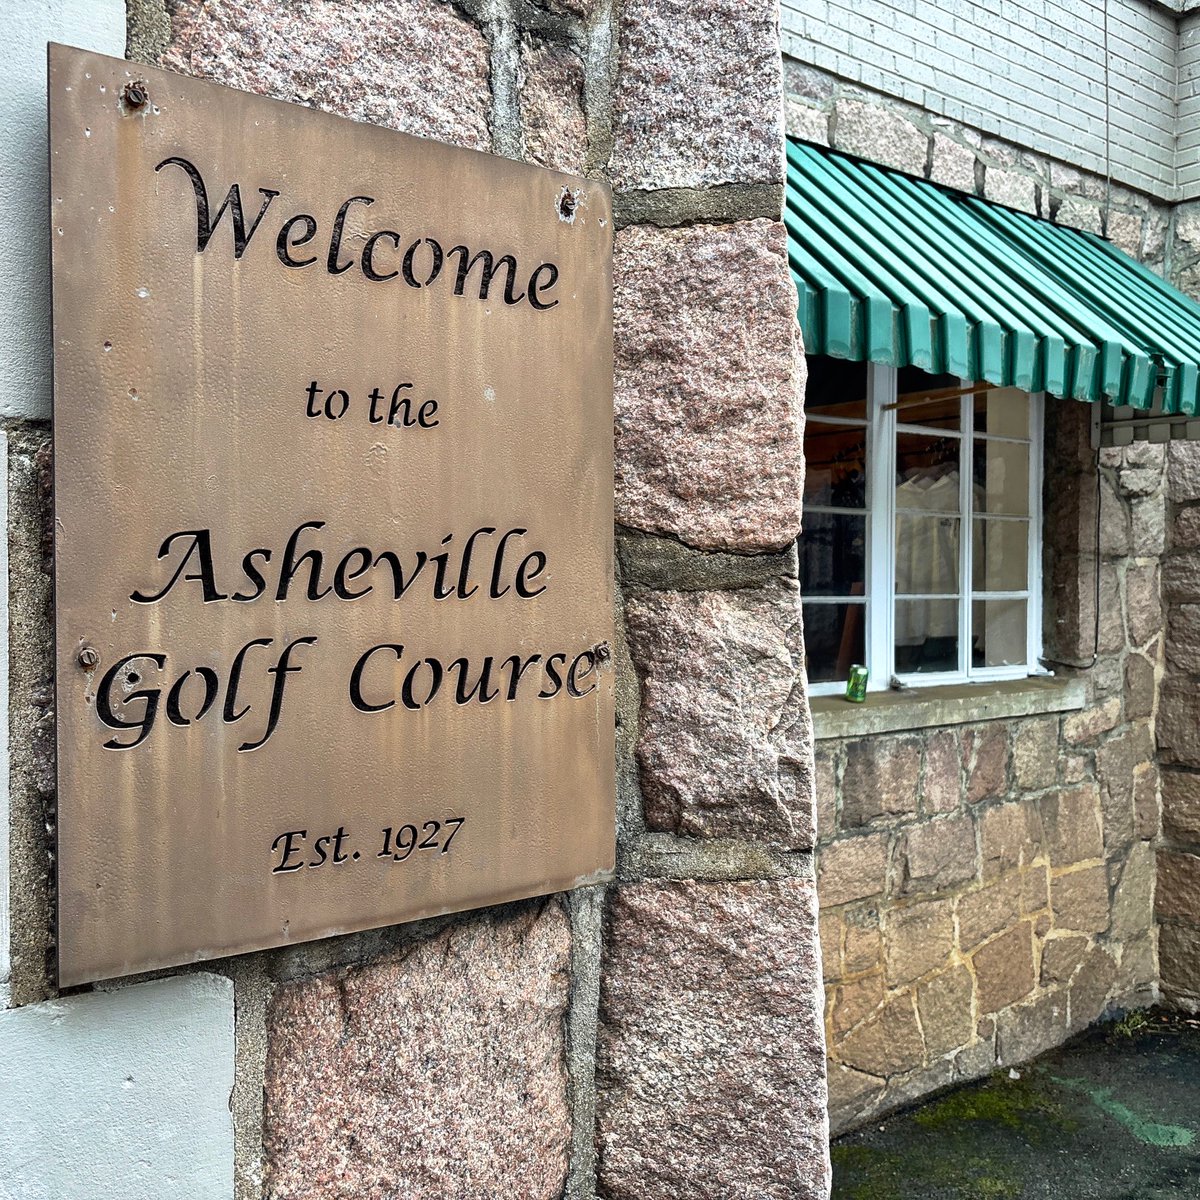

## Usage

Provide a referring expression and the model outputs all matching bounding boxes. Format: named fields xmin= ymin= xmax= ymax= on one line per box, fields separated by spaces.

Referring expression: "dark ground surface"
xmin=831 ymin=1013 xmax=1200 ymax=1199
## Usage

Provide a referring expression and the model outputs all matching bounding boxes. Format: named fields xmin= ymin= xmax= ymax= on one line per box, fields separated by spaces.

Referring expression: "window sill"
xmin=809 ymin=675 xmax=1086 ymax=741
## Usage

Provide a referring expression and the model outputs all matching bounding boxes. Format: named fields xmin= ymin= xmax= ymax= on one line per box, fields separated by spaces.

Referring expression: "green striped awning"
xmin=786 ymin=140 xmax=1200 ymax=415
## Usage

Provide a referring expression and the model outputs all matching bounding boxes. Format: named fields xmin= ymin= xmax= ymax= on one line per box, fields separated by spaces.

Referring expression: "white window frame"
xmin=806 ymin=362 xmax=1045 ymax=696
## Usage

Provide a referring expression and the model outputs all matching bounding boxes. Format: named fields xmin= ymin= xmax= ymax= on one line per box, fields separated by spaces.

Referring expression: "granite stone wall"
xmin=1157 ymin=441 xmax=1200 ymax=1012
xmin=4 ymin=2 xmax=830 ymax=1197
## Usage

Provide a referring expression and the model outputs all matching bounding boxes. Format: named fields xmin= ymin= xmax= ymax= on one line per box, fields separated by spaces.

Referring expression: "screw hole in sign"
xmin=557 ymin=186 xmax=582 ymax=223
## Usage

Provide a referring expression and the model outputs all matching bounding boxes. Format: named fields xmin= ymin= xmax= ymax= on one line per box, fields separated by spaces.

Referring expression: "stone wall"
xmin=1 ymin=2 xmax=831 ymax=1197
xmin=816 ymin=376 xmax=1164 ymax=1136
xmin=1157 ymin=441 xmax=1200 ymax=1012
xmin=784 ymin=58 xmax=1175 ymax=268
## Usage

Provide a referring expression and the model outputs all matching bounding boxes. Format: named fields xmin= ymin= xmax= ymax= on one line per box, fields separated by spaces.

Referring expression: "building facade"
xmin=783 ymin=0 xmax=1200 ymax=1135
xmin=8 ymin=0 xmax=1200 ymax=1197
xmin=2 ymin=1 xmax=830 ymax=1198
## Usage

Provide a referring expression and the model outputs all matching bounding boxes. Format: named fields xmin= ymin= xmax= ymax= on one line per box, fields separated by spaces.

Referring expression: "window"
xmin=801 ymin=358 xmax=1043 ymax=695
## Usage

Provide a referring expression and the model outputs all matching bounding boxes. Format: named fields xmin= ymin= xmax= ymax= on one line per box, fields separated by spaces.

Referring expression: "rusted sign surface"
xmin=50 ymin=44 xmax=614 ymax=986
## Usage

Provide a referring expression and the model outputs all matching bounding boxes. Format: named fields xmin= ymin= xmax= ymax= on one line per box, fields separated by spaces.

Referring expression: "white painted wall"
xmin=0 ymin=0 xmax=125 ymax=421
xmin=0 ymin=975 xmax=235 ymax=1200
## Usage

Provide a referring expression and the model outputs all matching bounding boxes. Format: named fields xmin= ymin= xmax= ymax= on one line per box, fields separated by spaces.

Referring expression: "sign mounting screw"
xmin=77 ymin=644 xmax=100 ymax=670
xmin=121 ymin=81 xmax=149 ymax=111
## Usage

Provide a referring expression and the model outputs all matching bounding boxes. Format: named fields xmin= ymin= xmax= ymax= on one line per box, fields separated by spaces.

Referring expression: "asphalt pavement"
xmin=831 ymin=1013 xmax=1200 ymax=1199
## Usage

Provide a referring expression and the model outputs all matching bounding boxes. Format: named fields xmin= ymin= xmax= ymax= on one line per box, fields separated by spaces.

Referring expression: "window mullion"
xmin=867 ymin=362 xmax=895 ymax=688
xmin=1029 ymin=393 xmax=1046 ymax=672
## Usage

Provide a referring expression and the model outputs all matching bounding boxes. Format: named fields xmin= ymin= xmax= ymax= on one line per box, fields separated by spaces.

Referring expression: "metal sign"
xmin=50 ymin=44 xmax=614 ymax=986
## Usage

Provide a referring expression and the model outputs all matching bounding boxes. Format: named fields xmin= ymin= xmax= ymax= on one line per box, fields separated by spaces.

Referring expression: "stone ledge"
xmin=811 ymin=677 xmax=1086 ymax=741
xmin=1146 ymin=0 xmax=1200 ymax=15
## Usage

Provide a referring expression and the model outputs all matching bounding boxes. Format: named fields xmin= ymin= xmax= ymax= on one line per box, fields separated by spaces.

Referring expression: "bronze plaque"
xmin=50 ymin=44 xmax=614 ymax=986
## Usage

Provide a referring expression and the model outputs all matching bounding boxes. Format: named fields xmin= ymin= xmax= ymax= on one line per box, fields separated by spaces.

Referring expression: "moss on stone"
xmin=913 ymin=1071 xmax=1077 ymax=1135
xmin=831 ymin=1142 xmax=1025 ymax=1200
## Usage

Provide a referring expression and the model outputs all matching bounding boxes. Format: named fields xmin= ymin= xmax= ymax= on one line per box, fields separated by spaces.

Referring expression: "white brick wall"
xmin=783 ymin=0 xmax=1181 ymax=199
xmin=1179 ymin=13 xmax=1200 ymax=194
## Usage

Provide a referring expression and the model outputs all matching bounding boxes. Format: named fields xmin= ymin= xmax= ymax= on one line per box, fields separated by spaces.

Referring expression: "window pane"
xmin=800 ymin=513 xmax=866 ymax=596
xmin=972 ymin=518 xmax=1029 ymax=591
xmin=972 ymin=438 xmax=1030 ymax=515
xmin=895 ymin=599 xmax=959 ymax=673
xmin=896 ymin=367 xmax=964 ymax=430
xmin=895 ymin=515 xmax=960 ymax=595
xmin=896 ymin=434 xmax=960 ymax=511
xmin=803 ymin=602 xmax=866 ymax=683
xmin=974 ymin=387 xmax=1030 ymax=438
xmin=805 ymin=356 xmax=868 ymax=420
xmin=972 ymin=599 xmax=1028 ymax=668
xmin=804 ymin=423 xmax=867 ymax=508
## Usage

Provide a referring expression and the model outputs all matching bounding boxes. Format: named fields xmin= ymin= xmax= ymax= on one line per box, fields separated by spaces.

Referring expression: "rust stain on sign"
xmin=50 ymin=44 xmax=614 ymax=986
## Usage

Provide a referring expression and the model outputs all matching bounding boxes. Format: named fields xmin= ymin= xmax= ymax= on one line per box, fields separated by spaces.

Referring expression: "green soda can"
xmin=846 ymin=665 xmax=869 ymax=703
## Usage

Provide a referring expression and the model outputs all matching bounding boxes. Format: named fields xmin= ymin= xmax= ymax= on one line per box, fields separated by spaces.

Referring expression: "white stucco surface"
xmin=0 ymin=974 xmax=235 ymax=1200
xmin=1 ymin=1 xmax=125 ymax=420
